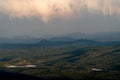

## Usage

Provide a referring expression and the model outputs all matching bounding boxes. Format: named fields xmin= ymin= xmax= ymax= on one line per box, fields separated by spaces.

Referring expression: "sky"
xmin=0 ymin=0 xmax=120 ymax=37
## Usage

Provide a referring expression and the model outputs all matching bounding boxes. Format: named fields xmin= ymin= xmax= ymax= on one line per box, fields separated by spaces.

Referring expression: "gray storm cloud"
xmin=0 ymin=0 xmax=120 ymax=22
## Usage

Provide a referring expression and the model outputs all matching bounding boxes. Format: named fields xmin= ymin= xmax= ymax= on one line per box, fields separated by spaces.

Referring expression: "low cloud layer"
xmin=0 ymin=0 xmax=120 ymax=22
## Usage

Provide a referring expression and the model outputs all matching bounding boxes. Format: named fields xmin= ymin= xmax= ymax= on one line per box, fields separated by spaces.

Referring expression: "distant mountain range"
xmin=52 ymin=31 xmax=120 ymax=41
xmin=0 ymin=31 xmax=120 ymax=44
xmin=0 ymin=39 xmax=120 ymax=49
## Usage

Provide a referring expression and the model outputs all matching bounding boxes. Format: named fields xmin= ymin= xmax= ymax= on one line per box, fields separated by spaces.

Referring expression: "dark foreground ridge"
xmin=0 ymin=71 xmax=40 ymax=80
xmin=0 ymin=71 xmax=71 ymax=80
xmin=0 ymin=70 xmax=120 ymax=80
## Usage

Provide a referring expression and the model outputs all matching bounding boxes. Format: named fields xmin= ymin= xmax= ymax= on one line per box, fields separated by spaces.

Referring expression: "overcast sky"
xmin=0 ymin=0 xmax=120 ymax=37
